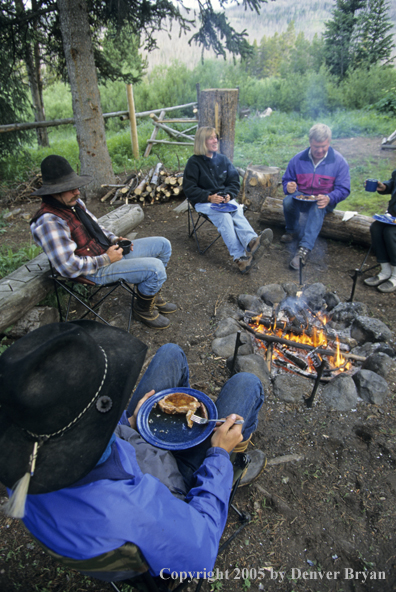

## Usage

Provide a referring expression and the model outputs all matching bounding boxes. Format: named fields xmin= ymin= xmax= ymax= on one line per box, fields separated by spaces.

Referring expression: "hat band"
xmin=26 ymin=347 xmax=108 ymax=441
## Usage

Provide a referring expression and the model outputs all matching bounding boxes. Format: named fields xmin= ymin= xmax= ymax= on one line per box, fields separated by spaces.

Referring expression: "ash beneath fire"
xmin=212 ymin=282 xmax=396 ymax=411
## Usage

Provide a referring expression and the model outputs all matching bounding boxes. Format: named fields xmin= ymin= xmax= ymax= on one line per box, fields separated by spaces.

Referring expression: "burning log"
xmin=238 ymin=320 xmax=366 ymax=362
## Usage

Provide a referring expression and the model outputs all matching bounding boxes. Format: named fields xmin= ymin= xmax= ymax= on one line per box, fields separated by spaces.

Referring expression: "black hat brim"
xmin=0 ymin=321 xmax=147 ymax=494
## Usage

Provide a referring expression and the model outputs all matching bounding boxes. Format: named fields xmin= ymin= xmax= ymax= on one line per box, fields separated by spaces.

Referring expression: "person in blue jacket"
xmin=282 ymin=123 xmax=350 ymax=270
xmin=0 ymin=321 xmax=265 ymax=580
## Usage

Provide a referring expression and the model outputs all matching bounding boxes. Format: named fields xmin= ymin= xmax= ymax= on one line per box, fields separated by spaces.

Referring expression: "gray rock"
xmin=257 ymin=284 xmax=286 ymax=306
xmin=322 ymin=375 xmax=358 ymax=410
xmin=331 ymin=302 xmax=369 ymax=325
xmin=215 ymin=304 xmax=245 ymax=322
xmin=7 ymin=306 xmax=59 ymax=338
xmin=324 ymin=291 xmax=341 ymax=311
xmin=350 ymin=316 xmax=393 ymax=345
xmin=273 ymin=373 xmax=312 ymax=403
xmin=362 ymin=352 xmax=395 ymax=379
xmin=281 ymin=282 xmax=299 ymax=297
xmin=237 ymin=294 xmax=265 ymax=314
xmin=226 ymin=354 xmax=271 ymax=392
xmin=302 ymin=283 xmax=327 ymax=311
xmin=352 ymin=369 xmax=389 ymax=405
xmin=214 ymin=318 xmax=243 ymax=339
xmin=212 ymin=332 xmax=253 ymax=358
xmin=351 ymin=342 xmax=391 ymax=358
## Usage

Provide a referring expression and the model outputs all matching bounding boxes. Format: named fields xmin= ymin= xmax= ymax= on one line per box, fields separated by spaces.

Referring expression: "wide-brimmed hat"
xmin=31 ymin=155 xmax=93 ymax=196
xmin=0 ymin=321 xmax=147 ymax=496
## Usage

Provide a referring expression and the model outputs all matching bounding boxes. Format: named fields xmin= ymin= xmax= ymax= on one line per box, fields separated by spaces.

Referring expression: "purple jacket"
xmin=282 ymin=146 xmax=350 ymax=209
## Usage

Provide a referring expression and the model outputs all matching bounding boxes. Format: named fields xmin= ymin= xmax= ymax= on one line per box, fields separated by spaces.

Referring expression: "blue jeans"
xmin=195 ymin=200 xmax=257 ymax=260
xmin=128 ymin=343 xmax=265 ymax=489
xmin=283 ymin=193 xmax=334 ymax=251
xmin=87 ymin=237 xmax=171 ymax=296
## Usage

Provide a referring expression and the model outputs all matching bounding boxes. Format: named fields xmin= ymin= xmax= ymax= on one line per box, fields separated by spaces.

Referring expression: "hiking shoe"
xmin=248 ymin=236 xmax=261 ymax=256
xmin=364 ymin=275 xmax=390 ymax=287
xmin=280 ymin=233 xmax=294 ymax=244
xmin=239 ymin=450 xmax=267 ymax=487
xmin=290 ymin=247 xmax=310 ymax=270
xmin=377 ymin=280 xmax=396 ymax=293
xmin=236 ymin=254 xmax=253 ymax=274
xmin=154 ymin=291 xmax=177 ymax=314
xmin=260 ymin=228 xmax=273 ymax=249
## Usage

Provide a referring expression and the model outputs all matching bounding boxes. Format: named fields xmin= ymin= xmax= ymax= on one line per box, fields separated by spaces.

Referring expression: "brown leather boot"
xmin=155 ymin=290 xmax=177 ymax=314
xmin=133 ymin=289 xmax=170 ymax=329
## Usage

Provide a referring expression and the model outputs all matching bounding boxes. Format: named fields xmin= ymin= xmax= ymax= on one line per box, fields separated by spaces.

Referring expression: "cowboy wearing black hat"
xmin=30 ymin=155 xmax=176 ymax=329
xmin=0 ymin=321 xmax=266 ymax=579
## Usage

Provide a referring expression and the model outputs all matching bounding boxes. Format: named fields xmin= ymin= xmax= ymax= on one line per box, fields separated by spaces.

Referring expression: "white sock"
xmin=378 ymin=262 xmax=392 ymax=280
xmin=389 ymin=265 xmax=396 ymax=285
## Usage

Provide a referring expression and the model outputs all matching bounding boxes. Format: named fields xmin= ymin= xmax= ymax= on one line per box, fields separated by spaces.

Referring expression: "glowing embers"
xmin=245 ymin=298 xmax=353 ymax=379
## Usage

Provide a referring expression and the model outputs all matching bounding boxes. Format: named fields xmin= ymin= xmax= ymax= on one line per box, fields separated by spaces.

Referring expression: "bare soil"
xmin=1 ymin=137 xmax=396 ymax=592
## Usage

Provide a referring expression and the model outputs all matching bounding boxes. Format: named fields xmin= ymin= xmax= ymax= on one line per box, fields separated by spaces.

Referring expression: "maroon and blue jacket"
xmin=282 ymin=146 xmax=350 ymax=209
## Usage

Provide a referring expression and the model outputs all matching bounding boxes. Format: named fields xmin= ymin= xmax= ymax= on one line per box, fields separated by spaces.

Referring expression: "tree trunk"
xmin=15 ymin=0 xmax=49 ymax=147
xmin=57 ymin=0 xmax=115 ymax=200
xmin=259 ymin=197 xmax=372 ymax=246
xmin=241 ymin=165 xmax=281 ymax=213
xmin=199 ymin=89 xmax=239 ymax=161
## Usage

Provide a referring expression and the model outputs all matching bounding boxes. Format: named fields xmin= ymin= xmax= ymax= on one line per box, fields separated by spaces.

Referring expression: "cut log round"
xmin=199 ymin=89 xmax=239 ymax=162
xmin=241 ymin=165 xmax=281 ymax=213
xmin=259 ymin=197 xmax=372 ymax=246
xmin=0 ymin=205 xmax=145 ymax=333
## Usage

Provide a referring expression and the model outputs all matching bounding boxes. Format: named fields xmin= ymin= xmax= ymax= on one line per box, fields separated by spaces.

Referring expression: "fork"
xmin=190 ymin=415 xmax=244 ymax=425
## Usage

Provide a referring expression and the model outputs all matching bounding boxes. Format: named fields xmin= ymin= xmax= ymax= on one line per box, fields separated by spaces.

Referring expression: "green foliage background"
xmin=1 ymin=21 xmax=396 ymax=218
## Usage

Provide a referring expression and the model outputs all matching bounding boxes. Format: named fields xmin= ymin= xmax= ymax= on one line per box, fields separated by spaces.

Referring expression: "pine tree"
xmin=352 ymin=0 xmax=395 ymax=68
xmin=323 ymin=0 xmax=366 ymax=78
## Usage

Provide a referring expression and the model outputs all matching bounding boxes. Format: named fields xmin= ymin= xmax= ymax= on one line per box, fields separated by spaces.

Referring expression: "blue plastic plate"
xmin=373 ymin=214 xmax=396 ymax=225
xmin=293 ymin=194 xmax=318 ymax=202
xmin=136 ymin=388 xmax=218 ymax=450
xmin=210 ymin=203 xmax=238 ymax=213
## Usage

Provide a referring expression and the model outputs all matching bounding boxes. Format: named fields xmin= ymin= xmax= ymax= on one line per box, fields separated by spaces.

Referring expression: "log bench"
xmin=0 ymin=204 xmax=144 ymax=334
xmin=258 ymin=196 xmax=372 ymax=247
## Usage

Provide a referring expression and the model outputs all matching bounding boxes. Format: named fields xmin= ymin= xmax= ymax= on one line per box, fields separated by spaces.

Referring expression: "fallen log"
xmin=0 ymin=205 xmax=144 ymax=333
xmin=259 ymin=196 xmax=372 ymax=247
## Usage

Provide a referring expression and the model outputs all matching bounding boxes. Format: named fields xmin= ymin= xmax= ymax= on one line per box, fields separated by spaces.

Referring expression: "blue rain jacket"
xmin=21 ymin=433 xmax=233 ymax=577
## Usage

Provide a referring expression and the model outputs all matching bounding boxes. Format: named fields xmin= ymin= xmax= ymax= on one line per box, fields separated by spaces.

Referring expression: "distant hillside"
xmin=142 ymin=0 xmax=396 ymax=70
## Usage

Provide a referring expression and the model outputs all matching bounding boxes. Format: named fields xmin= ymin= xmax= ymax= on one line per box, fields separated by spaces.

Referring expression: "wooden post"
xmin=126 ymin=84 xmax=139 ymax=159
xmin=198 ymin=89 xmax=239 ymax=161
xmin=144 ymin=110 xmax=166 ymax=157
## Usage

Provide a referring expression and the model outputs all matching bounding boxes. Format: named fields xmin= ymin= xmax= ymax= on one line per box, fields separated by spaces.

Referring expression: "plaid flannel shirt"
xmin=31 ymin=199 xmax=117 ymax=278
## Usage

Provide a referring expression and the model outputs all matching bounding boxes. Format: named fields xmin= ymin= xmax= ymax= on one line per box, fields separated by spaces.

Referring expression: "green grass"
xmin=0 ymin=244 xmax=42 ymax=279
xmin=1 ymin=109 xmax=395 ymax=216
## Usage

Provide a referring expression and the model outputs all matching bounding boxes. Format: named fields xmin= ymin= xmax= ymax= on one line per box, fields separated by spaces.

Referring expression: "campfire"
xmin=238 ymin=295 xmax=363 ymax=381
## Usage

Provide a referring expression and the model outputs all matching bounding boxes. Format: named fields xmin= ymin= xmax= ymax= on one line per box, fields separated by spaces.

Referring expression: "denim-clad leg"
xmin=127 ymin=344 xmax=264 ymax=491
xmin=87 ymin=237 xmax=171 ymax=295
xmin=127 ymin=343 xmax=190 ymax=416
xmin=195 ymin=200 xmax=257 ymax=260
xmin=283 ymin=192 xmax=332 ymax=251
xmin=173 ymin=372 xmax=264 ymax=490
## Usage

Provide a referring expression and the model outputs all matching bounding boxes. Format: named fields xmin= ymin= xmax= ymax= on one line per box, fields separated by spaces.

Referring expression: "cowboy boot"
xmin=155 ymin=290 xmax=177 ymax=314
xmin=133 ymin=288 xmax=170 ymax=329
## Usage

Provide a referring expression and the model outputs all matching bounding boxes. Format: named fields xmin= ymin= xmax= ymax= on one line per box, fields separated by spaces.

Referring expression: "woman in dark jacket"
xmin=183 ymin=127 xmax=272 ymax=274
xmin=365 ymin=171 xmax=396 ymax=292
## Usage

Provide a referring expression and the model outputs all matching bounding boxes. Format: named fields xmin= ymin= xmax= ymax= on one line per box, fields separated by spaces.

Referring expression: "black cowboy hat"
xmin=0 ymin=321 xmax=147 ymax=494
xmin=31 ymin=155 xmax=93 ymax=196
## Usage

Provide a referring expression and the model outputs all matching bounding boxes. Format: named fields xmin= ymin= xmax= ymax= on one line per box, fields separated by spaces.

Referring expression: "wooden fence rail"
xmin=0 ymin=102 xmax=198 ymax=134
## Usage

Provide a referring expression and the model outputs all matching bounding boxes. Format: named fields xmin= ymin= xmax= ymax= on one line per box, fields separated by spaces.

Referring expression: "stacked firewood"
xmin=101 ymin=162 xmax=184 ymax=205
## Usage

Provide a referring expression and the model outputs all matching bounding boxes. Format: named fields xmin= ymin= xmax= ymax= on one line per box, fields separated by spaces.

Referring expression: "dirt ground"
xmin=1 ymin=137 xmax=396 ymax=592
